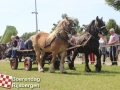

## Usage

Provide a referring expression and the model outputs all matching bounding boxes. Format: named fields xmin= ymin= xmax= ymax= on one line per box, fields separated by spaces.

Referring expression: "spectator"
xmin=5 ymin=36 xmax=17 ymax=59
xmin=107 ymin=28 xmax=119 ymax=65
xmin=99 ymin=34 xmax=107 ymax=65
xmin=11 ymin=36 xmax=17 ymax=47
xmin=11 ymin=36 xmax=26 ymax=59
xmin=89 ymin=53 xmax=95 ymax=64
xmin=24 ymin=36 xmax=33 ymax=49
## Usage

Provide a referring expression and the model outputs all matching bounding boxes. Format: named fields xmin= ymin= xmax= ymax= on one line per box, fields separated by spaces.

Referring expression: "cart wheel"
xmin=54 ymin=60 xmax=60 ymax=69
xmin=24 ymin=57 xmax=32 ymax=71
xmin=10 ymin=58 xmax=18 ymax=70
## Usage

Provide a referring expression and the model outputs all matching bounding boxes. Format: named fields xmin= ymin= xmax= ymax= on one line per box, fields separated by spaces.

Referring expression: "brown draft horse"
xmin=32 ymin=17 xmax=76 ymax=73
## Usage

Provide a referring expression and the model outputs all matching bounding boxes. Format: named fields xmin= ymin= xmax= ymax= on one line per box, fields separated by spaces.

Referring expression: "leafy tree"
xmin=50 ymin=13 xmax=82 ymax=33
xmin=105 ymin=0 xmax=120 ymax=11
xmin=73 ymin=18 xmax=81 ymax=33
xmin=0 ymin=36 xmax=2 ymax=39
xmin=21 ymin=32 xmax=36 ymax=41
xmin=61 ymin=13 xmax=68 ymax=19
xmin=106 ymin=19 xmax=120 ymax=38
xmin=119 ymin=25 xmax=120 ymax=30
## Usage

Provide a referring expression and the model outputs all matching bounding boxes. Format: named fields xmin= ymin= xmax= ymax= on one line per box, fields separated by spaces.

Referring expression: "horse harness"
xmin=44 ymin=32 xmax=69 ymax=48
xmin=67 ymin=33 xmax=92 ymax=50
xmin=44 ymin=29 xmax=93 ymax=50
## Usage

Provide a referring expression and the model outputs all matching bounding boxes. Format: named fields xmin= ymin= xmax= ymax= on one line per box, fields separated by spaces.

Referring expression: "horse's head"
xmin=94 ymin=16 xmax=108 ymax=36
xmin=60 ymin=17 xmax=77 ymax=35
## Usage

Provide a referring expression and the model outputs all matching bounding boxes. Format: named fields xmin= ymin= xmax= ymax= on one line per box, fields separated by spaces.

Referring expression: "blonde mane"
xmin=48 ymin=19 xmax=67 ymax=40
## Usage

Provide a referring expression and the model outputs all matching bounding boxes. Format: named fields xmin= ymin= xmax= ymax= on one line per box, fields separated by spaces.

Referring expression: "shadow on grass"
xmin=49 ymin=71 xmax=116 ymax=76
xmin=44 ymin=69 xmax=119 ymax=76
xmin=14 ymin=68 xmax=25 ymax=70
xmin=64 ymin=70 xmax=120 ymax=76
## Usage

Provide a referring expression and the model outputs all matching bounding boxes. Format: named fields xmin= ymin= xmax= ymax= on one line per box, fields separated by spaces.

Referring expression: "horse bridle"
xmin=56 ymin=24 xmax=76 ymax=43
xmin=63 ymin=24 xmax=76 ymax=35
xmin=92 ymin=25 xmax=106 ymax=34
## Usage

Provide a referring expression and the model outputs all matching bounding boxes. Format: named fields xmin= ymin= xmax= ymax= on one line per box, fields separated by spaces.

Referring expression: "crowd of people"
xmin=7 ymin=35 xmax=33 ymax=60
xmin=89 ymin=28 xmax=119 ymax=65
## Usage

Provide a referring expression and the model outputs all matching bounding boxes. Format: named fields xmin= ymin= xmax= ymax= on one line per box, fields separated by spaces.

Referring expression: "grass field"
xmin=0 ymin=60 xmax=120 ymax=90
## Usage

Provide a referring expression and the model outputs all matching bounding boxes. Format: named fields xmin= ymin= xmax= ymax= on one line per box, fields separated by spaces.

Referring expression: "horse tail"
xmin=31 ymin=33 xmax=40 ymax=49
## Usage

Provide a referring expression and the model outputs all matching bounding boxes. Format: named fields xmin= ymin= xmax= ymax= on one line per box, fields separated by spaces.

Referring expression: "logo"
xmin=0 ymin=74 xmax=40 ymax=89
xmin=0 ymin=74 xmax=12 ymax=88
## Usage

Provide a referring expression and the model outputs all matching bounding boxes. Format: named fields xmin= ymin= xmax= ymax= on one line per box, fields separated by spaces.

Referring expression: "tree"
xmin=61 ymin=13 xmax=68 ymax=19
xmin=119 ymin=24 xmax=120 ymax=30
xmin=21 ymin=32 xmax=36 ymax=41
xmin=106 ymin=19 xmax=120 ymax=38
xmin=105 ymin=0 xmax=120 ymax=11
xmin=73 ymin=18 xmax=81 ymax=33
xmin=50 ymin=13 xmax=82 ymax=33
xmin=0 ymin=36 xmax=2 ymax=39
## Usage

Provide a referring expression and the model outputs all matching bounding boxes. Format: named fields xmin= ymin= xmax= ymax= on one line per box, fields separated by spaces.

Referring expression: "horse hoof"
xmin=95 ymin=65 xmax=101 ymax=72
xmin=70 ymin=67 xmax=76 ymax=70
xmin=84 ymin=68 xmax=91 ymax=72
xmin=61 ymin=71 xmax=67 ymax=74
xmin=95 ymin=68 xmax=101 ymax=72
xmin=49 ymin=71 xmax=55 ymax=73
xmin=39 ymin=69 xmax=44 ymax=72
xmin=49 ymin=69 xmax=55 ymax=73
xmin=68 ymin=63 xmax=74 ymax=69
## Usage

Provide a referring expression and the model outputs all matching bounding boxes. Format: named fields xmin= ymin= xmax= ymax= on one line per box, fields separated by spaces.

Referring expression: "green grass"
xmin=0 ymin=61 xmax=120 ymax=90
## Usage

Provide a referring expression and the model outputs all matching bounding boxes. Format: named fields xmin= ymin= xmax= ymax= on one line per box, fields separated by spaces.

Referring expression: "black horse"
xmin=67 ymin=16 xmax=108 ymax=72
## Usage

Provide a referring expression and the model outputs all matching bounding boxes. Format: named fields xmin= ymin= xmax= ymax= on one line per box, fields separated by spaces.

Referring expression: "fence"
xmin=76 ymin=44 xmax=120 ymax=65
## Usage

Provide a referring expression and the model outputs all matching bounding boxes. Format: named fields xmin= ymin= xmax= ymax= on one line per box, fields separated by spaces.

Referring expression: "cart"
xmin=10 ymin=49 xmax=60 ymax=71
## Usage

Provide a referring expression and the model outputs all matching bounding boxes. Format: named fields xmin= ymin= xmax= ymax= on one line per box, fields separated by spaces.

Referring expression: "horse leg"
xmin=60 ymin=51 xmax=67 ymax=73
xmin=49 ymin=52 xmax=56 ymax=73
xmin=66 ymin=49 xmax=72 ymax=64
xmin=84 ymin=53 xmax=91 ymax=72
xmin=68 ymin=49 xmax=78 ymax=70
xmin=94 ymin=50 xmax=101 ymax=72
xmin=35 ymin=50 xmax=43 ymax=72
xmin=1 ymin=52 xmax=3 ymax=59
xmin=39 ymin=51 xmax=45 ymax=72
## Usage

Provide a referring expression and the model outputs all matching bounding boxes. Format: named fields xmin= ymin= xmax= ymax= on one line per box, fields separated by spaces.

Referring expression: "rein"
xmin=93 ymin=25 xmax=106 ymax=34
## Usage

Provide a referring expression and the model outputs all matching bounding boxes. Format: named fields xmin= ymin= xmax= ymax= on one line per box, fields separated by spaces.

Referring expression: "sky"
xmin=0 ymin=0 xmax=120 ymax=36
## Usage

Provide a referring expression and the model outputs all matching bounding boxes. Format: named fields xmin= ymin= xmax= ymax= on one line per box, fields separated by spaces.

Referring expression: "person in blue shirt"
xmin=11 ymin=36 xmax=26 ymax=59
xmin=15 ymin=36 xmax=26 ymax=50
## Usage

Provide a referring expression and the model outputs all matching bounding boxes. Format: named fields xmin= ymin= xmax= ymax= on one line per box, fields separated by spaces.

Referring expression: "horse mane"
xmin=88 ymin=20 xmax=95 ymax=29
xmin=47 ymin=19 xmax=66 ymax=40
